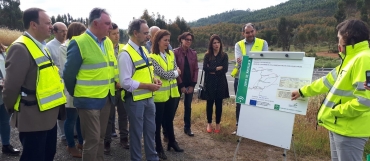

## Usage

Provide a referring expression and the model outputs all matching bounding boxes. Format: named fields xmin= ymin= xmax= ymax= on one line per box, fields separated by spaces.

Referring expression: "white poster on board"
xmin=237 ymin=57 xmax=315 ymax=115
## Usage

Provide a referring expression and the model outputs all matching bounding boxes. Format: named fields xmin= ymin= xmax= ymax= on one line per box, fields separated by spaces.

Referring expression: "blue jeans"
xmin=64 ymin=108 xmax=83 ymax=147
xmin=0 ymin=104 xmax=10 ymax=145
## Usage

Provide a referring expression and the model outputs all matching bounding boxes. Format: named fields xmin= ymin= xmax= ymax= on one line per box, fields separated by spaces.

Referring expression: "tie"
xmin=139 ymin=46 xmax=148 ymax=65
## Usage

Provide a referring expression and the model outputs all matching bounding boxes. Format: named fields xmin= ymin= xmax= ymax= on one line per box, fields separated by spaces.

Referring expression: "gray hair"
xmin=88 ymin=8 xmax=109 ymax=27
xmin=127 ymin=19 xmax=147 ymax=36
xmin=149 ymin=26 xmax=160 ymax=36
xmin=242 ymin=23 xmax=255 ymax=32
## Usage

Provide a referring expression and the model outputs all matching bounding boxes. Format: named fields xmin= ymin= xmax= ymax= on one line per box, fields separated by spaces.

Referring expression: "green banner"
xmin=235 ymin=56 xmax=252 ymax=104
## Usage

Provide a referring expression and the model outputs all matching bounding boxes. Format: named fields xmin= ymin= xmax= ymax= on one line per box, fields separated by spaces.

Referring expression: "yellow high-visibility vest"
xmin=11 ymin=35 xmax=66 ymax=111
xmin=149 ymin=51 xmax=180 ymax=102
xmin=301 ymin=41 xmax=370 ymax=137
xmin=121 ymin=44 xmax=154 ymax=101
xmin=73 ymin=33 xmax=117 ymax=98
xmin=231 ymin=38 xmax=264 ymax=78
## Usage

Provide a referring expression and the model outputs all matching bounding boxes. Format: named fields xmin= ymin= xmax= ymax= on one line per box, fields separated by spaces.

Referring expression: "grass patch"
xmin=174 ymin=94 xmax=370 ymax=159
xmin=0 ymin=28 xmax=22 ymax=46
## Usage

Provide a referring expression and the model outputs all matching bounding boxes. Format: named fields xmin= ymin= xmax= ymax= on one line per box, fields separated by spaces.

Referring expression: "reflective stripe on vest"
xmin=121 ymin=44 xmax=154 ymax=101
xmin=73 ymin=33 xmax=116 ymax=98
xmin=11 ymin=35 xmax=66 ymax=111
xmin=150 ymin=51 xmax=180 ymax=102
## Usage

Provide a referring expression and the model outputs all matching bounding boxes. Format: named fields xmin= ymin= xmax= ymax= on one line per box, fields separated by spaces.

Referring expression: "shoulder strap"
xmin=199 ymin=70 xmax=204 ymax=85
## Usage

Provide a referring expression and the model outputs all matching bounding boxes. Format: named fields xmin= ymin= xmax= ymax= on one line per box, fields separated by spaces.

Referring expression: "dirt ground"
xmin=316 ymin=52 xmax=339 ymax=58
xmin=0 ymin=123 xmax=330 ymax=161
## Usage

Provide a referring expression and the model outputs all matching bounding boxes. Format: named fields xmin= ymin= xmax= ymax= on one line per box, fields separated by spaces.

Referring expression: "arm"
xmin=331 ymin=57 xmax=370 ymax=118
xmin=299 ymin=67 xmax=338 ymax=97
xmin=151 ymin=59 xmax=178 ymax=80
xmin=46 ymin=45 xmax=61 ymax=70
xmin=235 ymin=43 xmax=242 ymax=63
xmin=203 ymin=55 xmax=216 ymax=72
xmin=191 ymin=50 xmax=199 ymax=87
xmin=220 ymin=54 xmax=229 ymax=74
xmin=262 ymin=40 xmax=269 ymax=51
xmin=3 ymin=44 xmax=30 ymax=112
xmin=174 ymin=50 xmax=184 ymax=88
xmin=63 ymin=40 xmax=82 ymax=96
xmin=58 ymin=45 xmax=67 ymax=77
xmin=118 ymin=51 xmax=140 ymax=92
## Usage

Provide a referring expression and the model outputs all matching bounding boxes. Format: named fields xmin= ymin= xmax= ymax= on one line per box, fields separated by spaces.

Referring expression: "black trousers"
xmin=19 ymin=123 xmax=57 ymax=161
xmin=155 ymin=98 xmax=177 ymax=149
xmin=206 ymin=99 xmax=223 ymax=124
xmin=234 ymin=78 xmax=241 ymax=126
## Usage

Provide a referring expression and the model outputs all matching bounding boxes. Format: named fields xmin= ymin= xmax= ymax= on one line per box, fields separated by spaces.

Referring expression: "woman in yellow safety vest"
xmin=150 ymin=29 xmax=183 ymax=160
xmin=292 ymin=19 xmax=370 ymax=161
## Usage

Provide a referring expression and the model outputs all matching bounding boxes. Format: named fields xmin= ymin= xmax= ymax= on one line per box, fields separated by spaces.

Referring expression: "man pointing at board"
xmin=231 ymin=23 xmax=268 ymax=135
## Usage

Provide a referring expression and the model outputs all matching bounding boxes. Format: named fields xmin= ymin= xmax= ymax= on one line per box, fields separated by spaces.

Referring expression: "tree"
xmin=334 ymin=1 xmax=346 ymax=24
xmin=140 ymin=9 xmax=155 ymax=27
xmin=277 ymin=17 xmax=298 ymax=51
xmin=0 ymin=0 xmax=23 ymax=30
xmin=360 ymin=6 xmax=368 ymax=23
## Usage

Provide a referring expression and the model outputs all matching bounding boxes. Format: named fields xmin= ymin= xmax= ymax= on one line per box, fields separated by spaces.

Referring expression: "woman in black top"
xmin=202 ymin=34 xmax=230 ymax=133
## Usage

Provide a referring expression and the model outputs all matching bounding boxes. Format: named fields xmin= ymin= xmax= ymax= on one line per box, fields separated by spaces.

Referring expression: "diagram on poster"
xmin=236 ymin=57 xmax=315 ymax=115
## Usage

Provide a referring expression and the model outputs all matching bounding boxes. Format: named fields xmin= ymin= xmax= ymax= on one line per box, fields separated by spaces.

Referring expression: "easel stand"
xmin=232 ymin=51 xmax=308 ymax=161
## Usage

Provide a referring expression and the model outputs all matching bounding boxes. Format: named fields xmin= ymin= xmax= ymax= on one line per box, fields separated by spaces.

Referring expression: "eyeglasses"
xmin=184 ymin=38 xmax=192 ymax=42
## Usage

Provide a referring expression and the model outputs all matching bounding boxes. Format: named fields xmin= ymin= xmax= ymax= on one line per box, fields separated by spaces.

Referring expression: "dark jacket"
xmin=174 ymin=47 xmax=199 ymax=88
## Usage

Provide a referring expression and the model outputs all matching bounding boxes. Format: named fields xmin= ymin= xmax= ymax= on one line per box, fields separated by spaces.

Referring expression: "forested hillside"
xmin=189 ymin=0 xmax=337 ymax=27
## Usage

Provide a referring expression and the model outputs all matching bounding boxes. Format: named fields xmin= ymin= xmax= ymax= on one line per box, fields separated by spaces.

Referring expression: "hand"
xmin=216 ymin=66 xmax=223 ymax=71
xmin=291 ymin=90 xmax=301 ymax=100
xmin=181 ymin=87 xmax=186 ymax=94
xmin=115 ymin=82 xmax=121 ymax=89
xmin=177 ymin=67 xmax=181 ymax=75
xmin=154 ymin=78 xmax=162 ymax=86
xmin=237 ymin=57 xmax=242 ymax=64
xmin=364 ymin=82 xmax=370 ymax=90
xmin=148 ymin=84 xmax=161 ymax=92
xmin=187 ymin=86 xmax=194 ymax=94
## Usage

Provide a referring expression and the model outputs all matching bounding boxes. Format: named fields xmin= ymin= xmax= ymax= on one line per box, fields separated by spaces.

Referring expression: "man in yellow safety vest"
xmin=63 ymin=8 xmax=118 ymax=161
xmin=231 ymin=23 xmax=268 ymax=135
xmin=3 ymin=7 xmax=66 ymax=160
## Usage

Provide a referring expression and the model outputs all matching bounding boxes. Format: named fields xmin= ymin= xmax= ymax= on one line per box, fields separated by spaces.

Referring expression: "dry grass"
xmin=174 ymin=94 xmax=369 ymax=160
xmin=0 ymin=28 xmax=22 ymax=46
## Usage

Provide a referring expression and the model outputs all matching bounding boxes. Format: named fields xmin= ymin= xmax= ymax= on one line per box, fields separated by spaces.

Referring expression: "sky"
xmin=20 ymin=0 xmax=288 ymax=29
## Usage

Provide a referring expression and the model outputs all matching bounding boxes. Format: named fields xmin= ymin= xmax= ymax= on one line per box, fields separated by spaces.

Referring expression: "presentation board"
xmin=235 ymin=51 xmax=315 ymax=150
xmin=235 ymin=52 xmax=315 ymax=115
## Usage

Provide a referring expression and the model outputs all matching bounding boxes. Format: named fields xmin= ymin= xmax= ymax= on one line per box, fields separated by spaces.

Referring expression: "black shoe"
xmin=156 ymin=146 xmax=167 ymax=160
xmin=104 ymin=142 xmax=111 ymax=155
xmin=167 ymin=142 xmax=184 ymax=152
xmin=120 ymin=137 xmax=129 ymax=149
xmin=184 ymin=129 xmax=194 ymax=137
xmin=2 ymin=145 xmax=20 ymax=156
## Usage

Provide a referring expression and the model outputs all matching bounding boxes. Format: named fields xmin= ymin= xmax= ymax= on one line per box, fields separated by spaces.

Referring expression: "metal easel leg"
xmin=233 ymin=137 xmax=243 ymax=161
xmin=283 ymin=149 xmax=287 ymax=161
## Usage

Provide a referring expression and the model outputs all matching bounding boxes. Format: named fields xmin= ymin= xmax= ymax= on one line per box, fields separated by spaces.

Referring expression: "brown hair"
xmin=67 ymin=22 xmax=87 ymax=40
xmin=151 ymin=29 xmax=171 ymax=54
xmin=336 ymin=19 xmax=370 ymax=46
xmin=0 ymin=43 xmax=6 ymax=53
xmin=177 ymin=32 xmax=194 ymax=44
xmin=205 ymin=34 xmax=225 ymax=60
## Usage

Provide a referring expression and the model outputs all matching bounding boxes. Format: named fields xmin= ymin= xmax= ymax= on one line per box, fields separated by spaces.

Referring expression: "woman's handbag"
xmin=198 ymin=70 xmax=207 ymax=100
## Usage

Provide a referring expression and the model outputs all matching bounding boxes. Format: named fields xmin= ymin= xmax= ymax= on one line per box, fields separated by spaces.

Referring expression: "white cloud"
xmin=19 ymin=0 xmax=288 ymax=29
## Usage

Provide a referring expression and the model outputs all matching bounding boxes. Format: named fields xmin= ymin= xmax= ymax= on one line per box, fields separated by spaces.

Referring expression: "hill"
xmin=189 ymin=0 xmax=337 ymax=27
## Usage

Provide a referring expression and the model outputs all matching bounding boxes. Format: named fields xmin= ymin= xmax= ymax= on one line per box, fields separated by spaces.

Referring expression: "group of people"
xmin=1 ymin=5 xmax=370 ymax=161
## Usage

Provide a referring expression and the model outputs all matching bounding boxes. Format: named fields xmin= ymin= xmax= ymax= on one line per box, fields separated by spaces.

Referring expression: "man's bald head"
xmin=149 ymin=26 xmax=160 ymax=42
xmin=53 ymin=22 xmax=67 ymax=43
